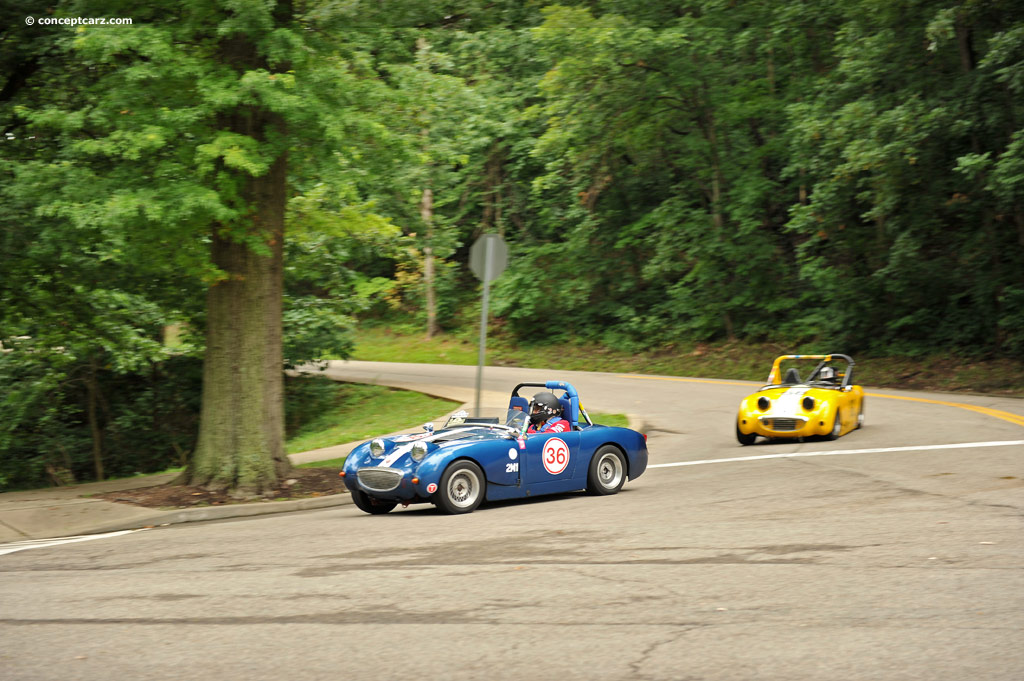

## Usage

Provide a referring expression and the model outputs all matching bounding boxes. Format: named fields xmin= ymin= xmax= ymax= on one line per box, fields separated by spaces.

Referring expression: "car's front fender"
xmin=411 ymin=438 xmax=520 ymax=494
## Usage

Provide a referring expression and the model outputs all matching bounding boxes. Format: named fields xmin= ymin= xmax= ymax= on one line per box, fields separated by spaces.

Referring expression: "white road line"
xmin=0 ymin=529 xmax=144 ymax=556
xmin=2 ymin=440 xmax=1018 ymax=555
xmin=648 ymin=440 xmax=1024 ymax=469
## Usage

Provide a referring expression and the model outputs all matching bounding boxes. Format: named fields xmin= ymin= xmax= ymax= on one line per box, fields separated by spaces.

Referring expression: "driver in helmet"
xmin=527 ymin=391 xmax=571 ymax=434
xmin=818 ymin=366 xmax=837 ymax=384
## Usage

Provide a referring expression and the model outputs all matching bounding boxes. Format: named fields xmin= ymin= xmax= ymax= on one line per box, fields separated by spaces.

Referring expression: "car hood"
xmin=361 ymin=427 xmax=512 ymax=467
xmin=755 ymin=384 xmax=838 ymax=410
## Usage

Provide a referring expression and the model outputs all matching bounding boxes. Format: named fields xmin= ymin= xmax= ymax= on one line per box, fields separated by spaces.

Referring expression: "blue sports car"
xmin=341 ymin=381 xmax=649 ymax=514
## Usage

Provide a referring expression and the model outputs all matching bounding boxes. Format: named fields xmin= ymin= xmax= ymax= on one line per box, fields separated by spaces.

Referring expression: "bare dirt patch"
xmin=95 ymin=467 xmax=348 ymax=509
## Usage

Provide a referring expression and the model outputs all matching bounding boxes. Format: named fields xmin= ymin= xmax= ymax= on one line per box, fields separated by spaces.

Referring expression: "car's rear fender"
xmin=584 ymin=427 xmax=647 ymax=480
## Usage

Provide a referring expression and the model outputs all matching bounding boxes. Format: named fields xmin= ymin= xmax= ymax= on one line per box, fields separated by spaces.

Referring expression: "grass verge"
xmin=351 ymin=326 xmax=1024 ymax=397
xmin=286 ymin=382 xmax=458 ymax=455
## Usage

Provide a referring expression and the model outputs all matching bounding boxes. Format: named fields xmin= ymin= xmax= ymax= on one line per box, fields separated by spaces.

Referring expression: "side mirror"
xmin=423 ymin=422 xmax=435 ymax=433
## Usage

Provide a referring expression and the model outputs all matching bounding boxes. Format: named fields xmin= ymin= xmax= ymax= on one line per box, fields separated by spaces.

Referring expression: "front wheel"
xmin=736 ymin=423 xmax=757 ymax=446
xmin=435 ymin=460 xmax=485 ymax=514
xmin=587 ymin=446 xmax=626 ymax=495
xmin=351 ymin=489 xmax=397 ymax=515
xmin=825 ymin=409 xmax=842 ymax=440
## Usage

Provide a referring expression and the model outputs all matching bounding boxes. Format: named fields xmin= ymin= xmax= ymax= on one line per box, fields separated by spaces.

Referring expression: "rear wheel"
xmin=587 ymin=446 xmax=626 ymax=495
xmin=435 ymin=460 xmax=485 ymax=514
xmin=351 ymin=489 xmax=397 ymax=515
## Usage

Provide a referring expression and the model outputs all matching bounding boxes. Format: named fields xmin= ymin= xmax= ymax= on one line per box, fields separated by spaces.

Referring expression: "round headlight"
xmin=411 ymin=441 xmax=428 ymax=461
xmin=802 ymin=396 xmax=815 ymax=410
xmin=757 ymin=396 xmax=770 ymax=411
xmin=369 ymin=438 xmax=385 ymax=458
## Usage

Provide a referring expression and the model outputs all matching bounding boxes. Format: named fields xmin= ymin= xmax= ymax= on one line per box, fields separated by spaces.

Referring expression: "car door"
xmin=523 ymin=431 xmax=582 ymax=488
xmin=478 ymin=438 xmax=523 ymax=487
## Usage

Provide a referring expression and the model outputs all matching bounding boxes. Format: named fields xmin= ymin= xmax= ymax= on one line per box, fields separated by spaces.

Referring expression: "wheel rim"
xmin=832 ymin=412 xmax=842 ymax=436
xmin=597 ymin=452 xmax=624 ymax=489
xmin=447 ymin=469 xmax=480 ymax=509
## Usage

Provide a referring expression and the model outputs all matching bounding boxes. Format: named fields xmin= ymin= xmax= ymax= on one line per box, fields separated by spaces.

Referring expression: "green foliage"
xmin=1 ymin=0 xmax=404 ymax=489
xmin=491 ymin=1 xmax=815 ymax=346
xmin=787 ymin=0 xmax=1024 ymax=353
xmin=0 ymin=352 xmax=202 ymax=490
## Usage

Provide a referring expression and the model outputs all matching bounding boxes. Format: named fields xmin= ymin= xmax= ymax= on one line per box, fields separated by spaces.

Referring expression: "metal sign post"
xmin=469 ymin=234 xmax=508 ymax=416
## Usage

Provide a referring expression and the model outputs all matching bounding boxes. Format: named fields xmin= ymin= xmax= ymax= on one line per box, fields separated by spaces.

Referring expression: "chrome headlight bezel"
xmin=369 ymin=438 xmax=386 ymax=458
xmin=410 ymin=440 xmax=429 ymax=462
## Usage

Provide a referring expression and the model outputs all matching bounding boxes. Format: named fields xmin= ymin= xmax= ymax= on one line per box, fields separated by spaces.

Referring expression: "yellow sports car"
xmin=736 ymin=354 xmax=865 ymax=445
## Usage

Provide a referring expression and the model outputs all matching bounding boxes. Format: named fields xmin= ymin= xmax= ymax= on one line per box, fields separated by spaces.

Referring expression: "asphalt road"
xmin=2 ymin=362 xmax=1022 ymax=681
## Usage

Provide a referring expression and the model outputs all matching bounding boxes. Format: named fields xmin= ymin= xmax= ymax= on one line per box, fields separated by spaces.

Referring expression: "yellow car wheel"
xmin=825 ymin=410 xmax=842 ymax=441
xmin=736 ymin=423 xmax=757 ymax=446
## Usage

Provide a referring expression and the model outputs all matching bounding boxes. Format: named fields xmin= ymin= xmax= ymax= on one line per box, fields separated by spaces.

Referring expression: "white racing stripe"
xmin=0 ymin=529 xmax=144 ymax=556
xmin=648 ymin=440 xmax=1024 ymax=469
xmin=772 ymin=386 xmax=810 ymax=415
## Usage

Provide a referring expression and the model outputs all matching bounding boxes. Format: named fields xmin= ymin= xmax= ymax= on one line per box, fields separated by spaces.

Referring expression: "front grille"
xmin=357 ymin=468 xmax=403 ymax=492
xmin=767 ymin=418 xmax=798 ymax=431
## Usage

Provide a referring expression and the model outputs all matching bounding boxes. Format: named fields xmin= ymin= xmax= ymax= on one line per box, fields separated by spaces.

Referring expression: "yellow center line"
xmin=623 ymin=374 xmax=1024 ymax=429
xmin=622 ymin=374 xmax=754 ymax=387
xmin=863 ymin=392 xmax=1024 ymax=428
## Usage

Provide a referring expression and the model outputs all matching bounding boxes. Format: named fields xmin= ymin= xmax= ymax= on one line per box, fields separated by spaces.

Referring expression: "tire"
xmin=587 ymin=445 xmax=627 ymax=496
xmin=825 ymin=409 xmax=842 ymax=440
xmin=736 ymin=423 xmax=757 ymax=446
xmin=856 ymin=401 xmax=865 ymax=429
xmin=351 ymin=489 xmax=397 ymax=515
xmin=435 ymin=460 xmax=485 ymax=514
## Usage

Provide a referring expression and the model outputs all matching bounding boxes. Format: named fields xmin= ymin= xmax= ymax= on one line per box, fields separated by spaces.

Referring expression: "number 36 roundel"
xmin=542 ymin=437 xmax=570 ymax=475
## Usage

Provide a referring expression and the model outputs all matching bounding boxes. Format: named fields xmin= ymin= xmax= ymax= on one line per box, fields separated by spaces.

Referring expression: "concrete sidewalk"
xmin=0 ymin=441 xmax=361 ymax=543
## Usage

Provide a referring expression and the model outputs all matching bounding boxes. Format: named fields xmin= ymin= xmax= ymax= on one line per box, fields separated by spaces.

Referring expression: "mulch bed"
xmin=94 ymin=467 xmax=349 ymax=509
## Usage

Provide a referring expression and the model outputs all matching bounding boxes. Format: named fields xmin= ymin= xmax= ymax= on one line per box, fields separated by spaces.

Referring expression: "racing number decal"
xmin=542 ymin=437 xmax=570 ymax=475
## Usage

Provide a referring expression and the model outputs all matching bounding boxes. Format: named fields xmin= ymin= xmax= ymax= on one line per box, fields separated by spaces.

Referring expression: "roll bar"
xmin=510 ymin=381 xmax=593 ymax=428
xmin=766 ymin=354 xmax=856 ymax=389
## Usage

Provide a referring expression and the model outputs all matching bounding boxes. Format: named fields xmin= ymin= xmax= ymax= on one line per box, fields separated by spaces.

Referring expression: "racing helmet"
xmin=529 ymin=391 xmax=563 ymax=427
xmin=819 ymin=366 xmax=836 ymax=383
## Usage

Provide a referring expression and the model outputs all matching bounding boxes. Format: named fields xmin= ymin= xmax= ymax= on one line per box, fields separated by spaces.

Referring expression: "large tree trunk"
xmin=188 ymin=143 xmax=289 ymax=495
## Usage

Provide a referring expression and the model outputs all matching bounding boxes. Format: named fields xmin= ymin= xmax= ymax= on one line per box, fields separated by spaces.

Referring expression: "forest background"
xmin=2 ymin=0 xmax=1023 ymax=491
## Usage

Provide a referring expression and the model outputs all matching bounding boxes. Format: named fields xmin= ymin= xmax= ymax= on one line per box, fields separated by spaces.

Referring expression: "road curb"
xmin=85 ymin=492 xmax=353 ymax=535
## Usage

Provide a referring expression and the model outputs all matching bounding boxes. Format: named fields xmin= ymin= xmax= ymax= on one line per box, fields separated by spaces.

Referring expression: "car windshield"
xmin=770 ymin=357 xmax=850 ymax=388
xmin=401 ymin=410 xmax=525 ymax=444
xmin=441 ymin=409 xmax=527 ymax=431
